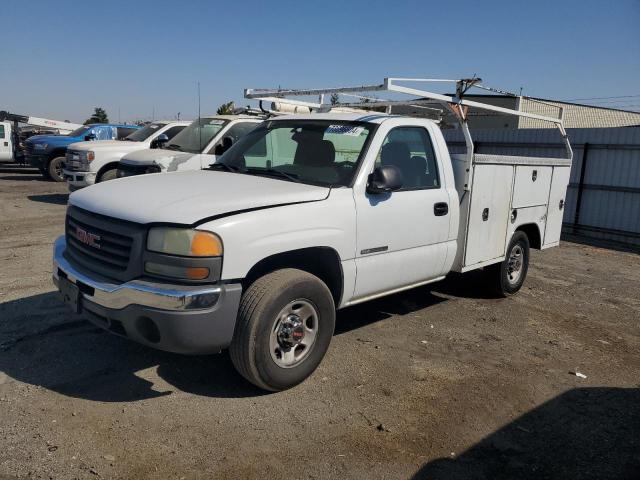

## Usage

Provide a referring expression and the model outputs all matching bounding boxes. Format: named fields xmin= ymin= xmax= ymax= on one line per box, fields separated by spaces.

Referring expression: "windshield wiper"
xmin=207 ymin=162 xmax=244 ymax=173
xmin=164 ymin=144 xmax=183 ymax=151
xmin=245 ymin=167 xmax=300 ymax=183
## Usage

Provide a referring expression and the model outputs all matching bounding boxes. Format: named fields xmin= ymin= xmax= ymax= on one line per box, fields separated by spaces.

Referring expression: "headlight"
xmin=147 ymin=228 xmax=223 ymax=257
xmin=34 ymin=143 xmax=48 ymax=150
xmin=86 ymin=151 xmax=95 ymax=161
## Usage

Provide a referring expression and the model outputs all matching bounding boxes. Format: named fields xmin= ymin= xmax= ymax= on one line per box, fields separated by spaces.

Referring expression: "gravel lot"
xmin=1 ymin=165 xmax=639 ymax=480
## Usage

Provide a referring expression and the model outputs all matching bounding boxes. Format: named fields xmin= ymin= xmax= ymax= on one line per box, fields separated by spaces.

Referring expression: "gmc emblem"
xmin=76 ymin=227 xmax=101 ymax=249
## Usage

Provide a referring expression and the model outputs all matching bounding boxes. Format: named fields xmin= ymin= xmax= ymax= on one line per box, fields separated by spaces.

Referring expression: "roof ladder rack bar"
xmin=244 ymin=76 xmax=574 ymax=190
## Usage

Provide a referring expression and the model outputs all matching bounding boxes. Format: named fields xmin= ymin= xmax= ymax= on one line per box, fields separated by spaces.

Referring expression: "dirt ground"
xmin=1 ymin=164 xmax=639 ymax=480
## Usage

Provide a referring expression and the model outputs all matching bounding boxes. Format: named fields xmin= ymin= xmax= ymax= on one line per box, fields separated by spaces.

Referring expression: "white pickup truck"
xmin=63 ymin=120 xmax=189 ymax=190
xmin=116 ymin=115 xmax=263 ymax=178
xmin=52 ymin=78 xmax=572 ymax=391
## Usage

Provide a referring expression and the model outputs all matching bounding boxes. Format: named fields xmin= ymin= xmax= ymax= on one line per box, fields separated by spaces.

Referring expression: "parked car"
xmin=52 ymin=110 xmax=571 ymax=391
xmin=24 ymin=124 xmax=140 ymax=181
xmin=116 ymin=116 xmax=262 ymax=178
xmin=63 ymin=121 xmax=189 ymax=190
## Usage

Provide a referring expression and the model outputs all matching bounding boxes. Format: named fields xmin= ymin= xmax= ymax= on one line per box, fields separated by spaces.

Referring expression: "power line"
xmin=577 ymin=99 xmax=640 ymax=105
xmin=564 ymin=94 xmax=640 ymax=102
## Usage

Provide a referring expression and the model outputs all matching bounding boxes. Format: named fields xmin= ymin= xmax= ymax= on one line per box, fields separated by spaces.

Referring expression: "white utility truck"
xmin=52 ymin=78 xmax=572 ymax=391
xmin=0 ymin=121 xmax=12 ymax=161
xmin=0 ymin=111 xmax=83 ymax=162
xmin=116 ymin=115 xmax=263 ymax=178
xmin=63 ymin=120 xmax=190 ymax=190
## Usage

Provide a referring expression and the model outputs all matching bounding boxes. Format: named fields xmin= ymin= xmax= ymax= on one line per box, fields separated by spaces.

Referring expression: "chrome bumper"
xmin=52 ymin=236 xmax=221 ymax=311
xmin=63 ymin=169 xmax=96 ymax=187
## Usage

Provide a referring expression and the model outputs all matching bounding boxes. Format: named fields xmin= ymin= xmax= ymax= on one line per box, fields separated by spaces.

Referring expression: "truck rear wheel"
xmin=489 ymin=231 xmax=530 ymax=296
xmin=229 ymin=268 xmax=335 ymax=391
xmin=48 ymin=156 xmax=65 ymax=182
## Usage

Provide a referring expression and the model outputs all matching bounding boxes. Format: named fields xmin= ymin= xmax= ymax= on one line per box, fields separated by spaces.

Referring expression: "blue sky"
xmin=1 ymin=0 xmax=638 ymax=123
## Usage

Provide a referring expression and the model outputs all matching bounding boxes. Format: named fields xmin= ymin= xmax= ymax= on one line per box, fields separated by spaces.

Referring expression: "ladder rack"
xmin=244 ymin=77 xmax=573 ymax=190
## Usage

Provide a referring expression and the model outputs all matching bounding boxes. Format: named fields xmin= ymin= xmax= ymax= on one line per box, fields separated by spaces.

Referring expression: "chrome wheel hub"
xmin=277 ymin=314 xmax=305 ymax=348
xmin=507 ymin=244 xmax=524 ymax=284
xmin=269 ymin=300 xmax=318 ymax=368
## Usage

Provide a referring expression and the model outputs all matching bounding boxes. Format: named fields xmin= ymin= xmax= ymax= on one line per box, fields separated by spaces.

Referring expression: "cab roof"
xmin=271 ymin=112 xmax=404 ymax=124
xmin=200 ymin=114 xmax=263 ymax=121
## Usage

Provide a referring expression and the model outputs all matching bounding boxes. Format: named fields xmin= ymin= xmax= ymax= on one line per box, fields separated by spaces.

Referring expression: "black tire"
xmin=229 ymin=268 xmax=336 ymax=391
xmin=489 ymin=231 xmax=530 ymax=296
xmin=98 ymin=168 xmax=118 ymax=182
xmin=48 ymin=156 xmax=65 ymax=182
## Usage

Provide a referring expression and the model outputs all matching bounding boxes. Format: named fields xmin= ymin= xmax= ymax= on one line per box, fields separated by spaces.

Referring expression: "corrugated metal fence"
xmin=443 ymin=127 xmax=640 ymax=251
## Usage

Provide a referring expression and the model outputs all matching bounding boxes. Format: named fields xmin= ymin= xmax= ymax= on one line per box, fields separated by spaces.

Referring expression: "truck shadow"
xmin=28 ymin=193 xmax=69 ymax=205
xmin=0 ymin=271 xmax=501 ymax=402
xmin=336 ymin=270 xmax=501 ymax=334
xmin=411 ymin=387 xmax=640 ymax=480
xmin=0 ymin=292 xmax=264 ymax=401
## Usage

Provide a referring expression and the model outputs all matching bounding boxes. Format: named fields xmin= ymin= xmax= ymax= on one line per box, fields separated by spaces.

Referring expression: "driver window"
xmin=375 ymin=127 xmax=440 ymax=190
xmin=210 ymin=122 xmax=259 ymax=155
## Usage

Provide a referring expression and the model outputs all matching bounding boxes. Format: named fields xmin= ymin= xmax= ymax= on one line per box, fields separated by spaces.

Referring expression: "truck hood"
xmin=69 ymin=170 xmax=330 ymax=224
xmin=120 ymin=148 xmax=194 ymax=167
xmin=26 ymin=134 xmax=75 ymax=146
xmin=69 ymin=140 xmax=142 ymax=152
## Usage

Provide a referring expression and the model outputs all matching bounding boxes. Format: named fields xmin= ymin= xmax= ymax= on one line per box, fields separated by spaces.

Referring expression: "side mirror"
xmin=84 ymin=133 xmax=96 ymax=141
xmin=213 ymin=136 xmax=234 ymax=156
xmin=151 ymin=133 xmax=169 ymax=149
xmin=367 ymin=165 xmax=403 ymax=194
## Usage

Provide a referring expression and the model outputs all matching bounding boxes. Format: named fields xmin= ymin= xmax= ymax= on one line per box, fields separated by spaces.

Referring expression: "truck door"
xmin=353 ymin=125 xmax=451 ymax=299
xmin=0 ymin=122 xmax=12 ymax=161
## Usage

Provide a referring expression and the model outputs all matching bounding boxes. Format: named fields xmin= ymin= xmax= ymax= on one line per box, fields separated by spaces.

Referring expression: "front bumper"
xmin=52 ymin=236 xmax=242 ymax=354
xmin=63 ymin=169 xmax=96 ymax=189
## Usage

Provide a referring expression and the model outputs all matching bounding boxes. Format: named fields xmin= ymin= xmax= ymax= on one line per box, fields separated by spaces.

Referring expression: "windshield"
xmin=125 ymin=123 xmax=163 ymax=142
xmin=216 ymin=120 xmax=374 ymax=187
xmin=67 ymin=126 xmax=90 ymax=137
xmin=164 ymin=118 xmax=228 ymax=153
xmin=124 ymin=123 xmax=164 ymax=142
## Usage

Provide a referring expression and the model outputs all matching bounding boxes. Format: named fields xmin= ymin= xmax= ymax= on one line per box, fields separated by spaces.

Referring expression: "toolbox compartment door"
xmin=512 ymin=166 xmax=552 ymax=208
xmin=464 ymin=164 xmax=514 ymax=266
xmin=543 ymin=166 xmax=571 ymax=246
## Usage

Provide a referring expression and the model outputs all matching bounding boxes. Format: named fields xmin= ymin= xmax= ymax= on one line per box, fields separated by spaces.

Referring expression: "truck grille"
xmin=65 ymin=150 xmax=86 ymax=171
xmin=64 ymin=206 xmax=146 ymax=282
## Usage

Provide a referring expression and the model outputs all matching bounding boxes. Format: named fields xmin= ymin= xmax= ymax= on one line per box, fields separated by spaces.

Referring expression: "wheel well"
xmin=48 ymin=149 xmax=66 ymax=164
xmin=97 ymin=162 xmax=120 ymax=181
xmin=516 ymin=223 xmax=541 ymax=249
xmin=243 ymin=247 xmax=344 ymax=306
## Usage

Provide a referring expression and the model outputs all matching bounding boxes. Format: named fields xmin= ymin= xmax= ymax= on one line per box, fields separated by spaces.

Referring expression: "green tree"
xmin=84 ymin=107 xmax=109 ymax=124
xmin=216 ymin=101 xmax=235 ymax=115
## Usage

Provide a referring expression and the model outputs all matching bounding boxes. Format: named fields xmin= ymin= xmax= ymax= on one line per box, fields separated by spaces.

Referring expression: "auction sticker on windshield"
xmin=325 ymin=125 xmax=365 ymax=136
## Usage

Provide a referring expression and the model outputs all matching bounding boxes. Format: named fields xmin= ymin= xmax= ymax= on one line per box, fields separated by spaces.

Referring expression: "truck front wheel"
xmin=230 ymin=268 xmax=336 ymax=391
xmin=98 ymin=168 xmax=118 ymax=182
xmin=48 ymin=156 xmax=66 ymax=182
xmin=490 ymin=231 xmax=530 ymax=296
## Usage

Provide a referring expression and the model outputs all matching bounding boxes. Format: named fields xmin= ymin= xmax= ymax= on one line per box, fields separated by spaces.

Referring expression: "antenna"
xmin=197 ymin=81 xmax=202 ymax=151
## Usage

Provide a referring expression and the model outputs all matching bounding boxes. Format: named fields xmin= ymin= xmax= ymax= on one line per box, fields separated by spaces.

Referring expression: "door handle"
xmin=434 ymin=202 xmax=448 ymax=216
